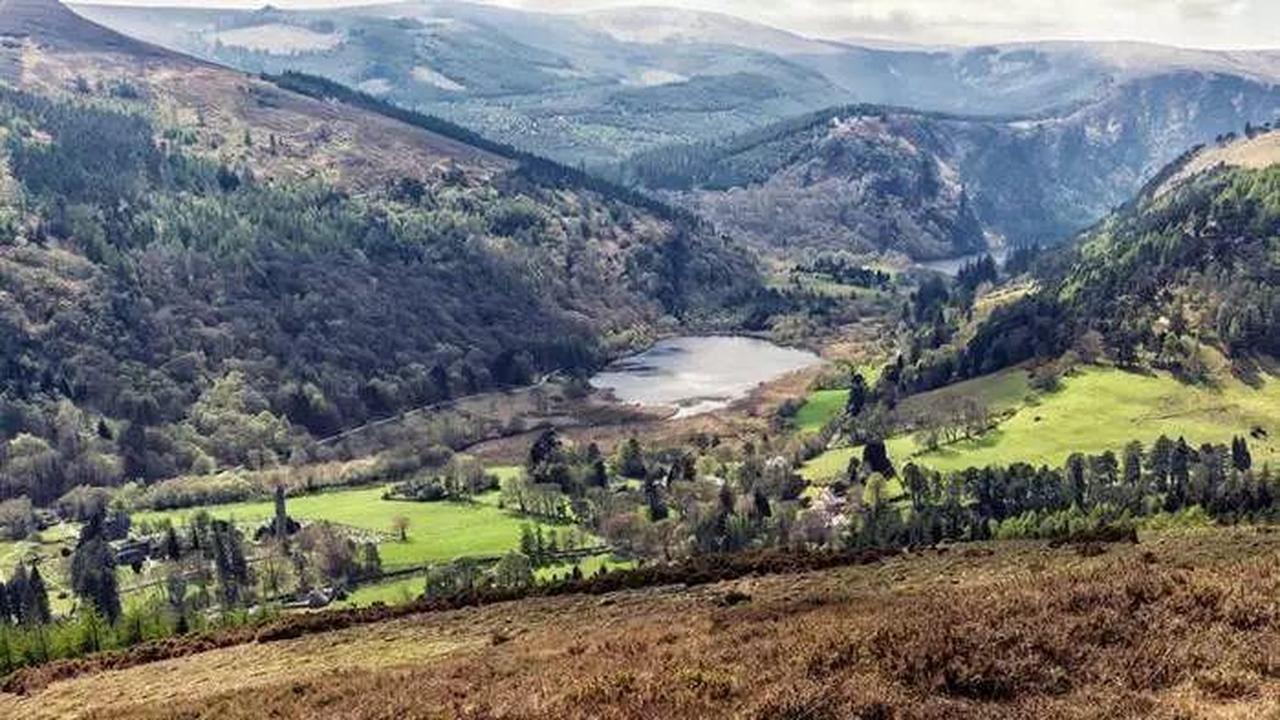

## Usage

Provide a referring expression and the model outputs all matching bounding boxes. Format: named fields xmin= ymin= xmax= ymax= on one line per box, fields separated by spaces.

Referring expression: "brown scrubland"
xmin=5 ymin=527 xmax=1280 ymax=719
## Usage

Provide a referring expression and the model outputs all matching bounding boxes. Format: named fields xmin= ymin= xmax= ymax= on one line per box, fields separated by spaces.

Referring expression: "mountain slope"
xmin=5 ymin=529 xmax=1280 ymax=719
xmin=620 ymin=72 xmax=1280 ymax=258
xmin=0 ymin=0 xmax=762 ymax=502
xmin=1058 ymin=130 xmax=1280 ymax=364
xmin=73 ymin=2 xmax=846 ymax=166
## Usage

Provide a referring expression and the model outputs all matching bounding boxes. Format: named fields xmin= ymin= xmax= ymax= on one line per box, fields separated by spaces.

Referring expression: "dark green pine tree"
xmin=643 ymin=473 xmax=669 ymax=522
xmin=25 ymin=564 xmax=52 ymax=626
xmin=1231 ymin=436 xmax=1253 ymax=472
xmin=845 ymin=373 xmax=868 ymax=418
xmin=71 ymin=514 xmax=122 ymax=623
xmin=165 ymin=524 xmax=183 ymax=561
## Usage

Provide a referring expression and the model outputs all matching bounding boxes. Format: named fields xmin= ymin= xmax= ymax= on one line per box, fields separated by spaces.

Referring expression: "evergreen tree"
xmin=586 ymin=443 xmax=608 ymax=487
xmin=845 ymin=372 xmax=868 ymax=418
xmin=1231 ymin=436 xmax=1253 ymax=471
xmin=7 ymin=565 xmax=29 ymax=625
xmin=70 ymin=514 xmax=122 ymax=623
xmin=643 ymin=473 xmax=669 ymax=522
xmin=862 ymin=440 xmax=896 ymax=478
xmin=1167 ymin=438 xmax=1192 ymax=512
xmin=1149 ymin=435 xmax=1175 ymax=492
xmin=1122 ymin=441 xmax=1145 ymax=510
xmin=1065 ymin=453 xmax=1087 ymax=507
xmin=25 ymin=565 xmax=51 ymax=626
xmin=752 ymin=488 xmax=772 ymax=519
xmin=616 ymin=437 xmax=647 ymax=479
xmin=165 ymin=525 xmax=182 ymax=561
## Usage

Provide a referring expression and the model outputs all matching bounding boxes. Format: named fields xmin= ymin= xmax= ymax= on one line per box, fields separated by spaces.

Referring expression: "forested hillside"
xmin=617 ymin=106 xmax=990 ymax=259
xmin=0 ymin=0 xmax=763 ymax=503
xmin=619 ymin=76 xmax=1280 ymax=258
xmin=1059 ymin=136 xmax=1280 ymax=369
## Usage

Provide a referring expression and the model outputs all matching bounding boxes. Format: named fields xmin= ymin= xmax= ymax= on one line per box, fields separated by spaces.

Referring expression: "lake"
xmin=915 ymin=248 xmax=1010 ymax=277
xmin=590 ymin=336 xmax=822 ymax=418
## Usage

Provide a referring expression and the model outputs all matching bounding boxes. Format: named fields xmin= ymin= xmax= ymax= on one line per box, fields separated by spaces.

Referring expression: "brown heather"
xmin=5 ymin=528 xmax=1280 ymax=719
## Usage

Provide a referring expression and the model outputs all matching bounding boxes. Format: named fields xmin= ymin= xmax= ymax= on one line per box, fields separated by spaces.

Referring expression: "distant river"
xmin=590 ymin=336 xmax=822 ymax=418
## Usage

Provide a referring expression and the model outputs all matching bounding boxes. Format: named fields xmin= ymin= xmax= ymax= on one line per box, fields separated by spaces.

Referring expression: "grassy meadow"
xmin=802 ymin=365 xmax=1280 ymax=479
xmin=136 ymin=484 xmax=569 ymax=568
xmin=792 ymin=389 xmax=848 ymax=433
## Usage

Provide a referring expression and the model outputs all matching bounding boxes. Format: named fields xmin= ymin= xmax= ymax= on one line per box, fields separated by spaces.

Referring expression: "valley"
xmin=0 ymin=1 xmax=1278 ymax=718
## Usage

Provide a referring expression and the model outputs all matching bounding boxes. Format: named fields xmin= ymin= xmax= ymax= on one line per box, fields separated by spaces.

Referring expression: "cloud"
xmin=1174 ymin=0 xmax=1247 ymax=20
xmin=489 ymin=0 xmax=1277 ymax=48
xmin=85 ymin=0 xmax=1280 ymax=49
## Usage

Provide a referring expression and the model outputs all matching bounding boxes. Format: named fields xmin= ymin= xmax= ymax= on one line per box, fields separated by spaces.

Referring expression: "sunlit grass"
xmin=136 ymin=485 xmax=569 ymax=567
xmin=801 ymin=365 xmax=1280 ymax=478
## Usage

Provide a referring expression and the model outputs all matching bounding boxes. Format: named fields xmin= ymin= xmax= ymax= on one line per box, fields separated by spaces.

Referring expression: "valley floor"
xmin=8 ymin=526 xmax=1280 ymax=718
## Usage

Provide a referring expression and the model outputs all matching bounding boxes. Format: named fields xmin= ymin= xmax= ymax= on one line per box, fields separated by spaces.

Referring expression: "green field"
xmin=800 ymin=446 xmax=857 ymax=482
xmin=341 ymin=575 xmax=422 ymax=607
xmin=902 ymin=366 xmax=1280 ymax=471
xmin=0 ymin=524 xmax=79 ymax=613
xmin=793 ymin=389 xmax=849 ymax=433
xmin=896 ymin=366 xmax=1032 ymax=419
xmin=534 ymin=554 xmax=635 ymax=582
xmin=137 ymin=485 xmax=568 ymax=567
xmin=803 ymin=365 xmax=1280 ymax=477
xmin=488 ymin=466 xmax=524 ymax=483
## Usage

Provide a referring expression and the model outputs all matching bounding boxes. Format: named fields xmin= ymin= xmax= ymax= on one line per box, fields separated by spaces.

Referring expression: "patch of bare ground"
xmin=7 ymin=528 xmax=1280 ymax=718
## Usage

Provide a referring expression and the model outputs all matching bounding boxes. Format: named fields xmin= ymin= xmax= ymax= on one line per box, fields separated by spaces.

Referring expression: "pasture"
xmin=900 ymin=366 xmax=1280 ymax=471
xmin=792 ymin=389 xmax=848 ymax=433
xmin=136 ymin=484 xmax=570 ymax=567
xmin=802 ymin=365 xmax=1280 ymax=478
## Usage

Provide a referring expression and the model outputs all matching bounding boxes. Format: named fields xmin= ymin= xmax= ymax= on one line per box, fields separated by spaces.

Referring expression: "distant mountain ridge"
xmin=0 ymin=0 xmax=173 ymax=55
xmin=72 ymin=2 xmax=1280 ymax=169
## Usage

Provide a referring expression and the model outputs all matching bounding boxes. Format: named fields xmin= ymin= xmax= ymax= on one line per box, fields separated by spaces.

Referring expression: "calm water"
xmin=590 ymin=336 xmax=822 ymax=418
xmin=915 ymin=248 xmax=1010 ymax=277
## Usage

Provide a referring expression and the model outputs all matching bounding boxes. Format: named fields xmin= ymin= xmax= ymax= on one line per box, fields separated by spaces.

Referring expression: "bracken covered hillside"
xmin=4 ymin=528 xmax=1280 ymax=718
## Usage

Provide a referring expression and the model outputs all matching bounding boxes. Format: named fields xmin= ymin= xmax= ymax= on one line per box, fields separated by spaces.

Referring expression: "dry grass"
xmin=8 ymin=528 xmax=1280 ymax=719
xmin=10 ymin=33 xmax=510 ymax=195
xmin=1162 ymin=131 xmax=1280 ymax=195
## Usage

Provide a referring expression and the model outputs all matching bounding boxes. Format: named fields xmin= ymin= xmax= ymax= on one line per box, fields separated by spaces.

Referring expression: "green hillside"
xmin=0 ymin=42 xmax=762 ymax=505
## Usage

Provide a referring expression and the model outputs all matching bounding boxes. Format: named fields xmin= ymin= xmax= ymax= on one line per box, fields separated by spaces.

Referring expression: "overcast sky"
xmin=84 ymin=0 xmax=1280 ymax=49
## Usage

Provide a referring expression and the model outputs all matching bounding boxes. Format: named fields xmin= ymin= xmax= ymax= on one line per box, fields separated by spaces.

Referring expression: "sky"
xmin=81 ymin=0 xmax=1280 ymax=49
